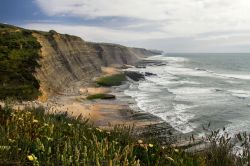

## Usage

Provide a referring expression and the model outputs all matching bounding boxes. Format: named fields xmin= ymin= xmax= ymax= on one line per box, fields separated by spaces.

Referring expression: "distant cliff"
xmin=0 ymin=24 xmax=159 ymax=100
xmin=33 ymin=30 xmax=158 ymax=99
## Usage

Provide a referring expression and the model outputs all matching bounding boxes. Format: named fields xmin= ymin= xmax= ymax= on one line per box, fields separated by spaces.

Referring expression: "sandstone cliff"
xmin=32 ymin=31 xmax=158 ymax=99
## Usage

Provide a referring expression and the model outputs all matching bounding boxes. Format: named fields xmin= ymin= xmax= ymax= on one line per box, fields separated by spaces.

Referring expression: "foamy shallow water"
xmin=125 ymin=53 xmax=250 ymax=135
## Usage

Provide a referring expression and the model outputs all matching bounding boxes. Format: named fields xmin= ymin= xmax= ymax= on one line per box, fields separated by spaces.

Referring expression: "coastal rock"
xmin=124 ymin=71 xmax=145 ymax=81
xmin=144 ymin=72 xmax=157 ymax=76
xmin=135 ymin=60 xmax=166 ymax=68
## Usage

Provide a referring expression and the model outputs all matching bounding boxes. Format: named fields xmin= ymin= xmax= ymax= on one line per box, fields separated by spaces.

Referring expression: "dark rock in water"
xmin=137 ymin=121 xmax=179 ymax=145
xmin=195 ymin=68 xmax=206 ymax=71
xmin=135 ymin=66 xmax=146 ymax=69
xmin=156 ymin=63 xmax=167 ymax=66
xmin=129 ymin=112 xmax=180 ymax=145
xmin=144 ymin=72 xmax=157 ymax=76
xmin=125 ymin=71 xmax=145 ymax=81
xmin=135 ymin=59 xmax=166 ymax=68
xmin=238 ymin=96 xmax=246 ymax=100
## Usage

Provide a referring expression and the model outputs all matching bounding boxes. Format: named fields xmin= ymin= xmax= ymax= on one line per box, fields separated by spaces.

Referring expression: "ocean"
xmin=125 ymin=53 xmax=250 ymax=136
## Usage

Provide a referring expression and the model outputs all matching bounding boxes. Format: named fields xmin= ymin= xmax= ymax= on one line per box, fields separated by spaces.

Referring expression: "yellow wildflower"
xmin=27 ymin=155 xmax=35 ymax=161
xmin=68 ymin=123 xmax=73 ymax=127
xmin=149 ymin=144 xmax=154 ymax=148
xmin=33 ymin=119 xmax=38 ymax=123
xmin=174 ymin=149 xmax=179 ymax=153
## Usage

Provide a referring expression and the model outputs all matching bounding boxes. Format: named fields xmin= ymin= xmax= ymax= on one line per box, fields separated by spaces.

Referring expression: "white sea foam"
xmin=217 ymin=74 xmax=250 ymax=80
xmin=124 ymin=56 xmax=219 ymax=133
xmin=225 ymin=120 xmax=250 ymax=135
xmin=169 ymin=87 xmax=223 ymax=103
xmin=147 ymin=56 xmax=250 ymax=83
xmin=125 ymin=55 xmax=250 ymax=135
xmin=138 ymin=82 xmax=162 ymax=92
xmin=166 ymin=66 xmax=214 ymax=77
xmin=159 ymin=109 xmax=196 ymax=133
xmin=147 ymin=55 xmax=189 ymax=63
xmin=169 ymin=87 xmax=213 ymax=95
xmin=228 ymin=90 xmax=250 ymax=99
xmin=125 ymin=82 xmax=197 ymax=133
xmin=174 ymin=104 xmax=196 ymax=112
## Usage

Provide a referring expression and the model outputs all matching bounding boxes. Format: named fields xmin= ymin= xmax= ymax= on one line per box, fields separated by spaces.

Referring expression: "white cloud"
xmin=34 ymin=0 xmax=250 ymax=36
xmin=32 ymin=0 xmax=250 ymax=52
xmin=23 ymin=23 xmax=166 ymax=42
xmin=35 ymin=0 xmax=173 ymax=20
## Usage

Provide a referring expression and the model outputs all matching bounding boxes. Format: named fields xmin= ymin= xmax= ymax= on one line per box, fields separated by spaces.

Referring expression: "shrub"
xmin=96 ymin=74 xmax=127 ymax=86
xmin=86 ymin=93 xmax=116 ymax=100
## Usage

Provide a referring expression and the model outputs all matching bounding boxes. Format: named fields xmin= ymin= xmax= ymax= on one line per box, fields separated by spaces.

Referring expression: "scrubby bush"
xmin=96 ymin=74 xmax=127 ymax=86
xmin=86 ymin=93 xmax=116 ymax=100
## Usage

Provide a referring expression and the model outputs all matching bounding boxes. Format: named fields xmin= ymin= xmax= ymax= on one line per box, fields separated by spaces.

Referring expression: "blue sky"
xmin=2 ymin=0 xmax=250 ymax=52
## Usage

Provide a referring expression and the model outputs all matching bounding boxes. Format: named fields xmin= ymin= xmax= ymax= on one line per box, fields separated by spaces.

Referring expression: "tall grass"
xmin=1 ymin=104 xmax=250 ymax=165
xmin=0 ymin=104 xmax=199 ymax=165
xmin=195 ymin=125 xmax=250 ymax=166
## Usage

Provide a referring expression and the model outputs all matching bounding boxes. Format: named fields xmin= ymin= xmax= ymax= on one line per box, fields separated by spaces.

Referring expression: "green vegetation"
xmin=96 ymin=74 xmax=127 ymax=87
xmin=0 ymin=105 xmax=197 ymax=165
xmin=0 ymin=24 xmax=41 ymax=100
xmin=86 ymin=93 xmax=116 ymax=100
xmin=1 ymin=105 xmax=250 ymax=165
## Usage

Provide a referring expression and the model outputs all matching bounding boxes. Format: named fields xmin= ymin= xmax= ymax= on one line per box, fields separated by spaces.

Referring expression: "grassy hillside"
xmin=0 ymin=105 xmax=199 ymax=165
xmin=1 ymin=105 xmax=250 ymax=165
xmin=0 ymin=24 xmax=41 ymax=100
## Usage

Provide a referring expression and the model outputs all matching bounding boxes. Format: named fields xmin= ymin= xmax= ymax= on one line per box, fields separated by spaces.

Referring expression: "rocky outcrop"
xmin=32 ymin=31 xmax=158 ymax=99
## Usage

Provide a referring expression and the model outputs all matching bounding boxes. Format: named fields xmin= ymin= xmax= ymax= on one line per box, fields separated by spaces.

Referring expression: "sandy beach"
xmin=33 ymin=66 xmax=180 ymax=145
xmin=0 ymin=65 xmax=179 ymax=144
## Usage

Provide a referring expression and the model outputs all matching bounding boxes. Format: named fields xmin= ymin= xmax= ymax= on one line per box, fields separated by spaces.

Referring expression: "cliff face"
xmin=88 ymin=43 xmax=156 ymax=66
xmin=33 ymin=31 xmax=157 ymax=99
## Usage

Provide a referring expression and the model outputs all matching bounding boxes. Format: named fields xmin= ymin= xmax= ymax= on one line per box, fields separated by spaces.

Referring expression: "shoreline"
xmin=112 ymin=81 xmax=181 ymax=142
xmin=0 ymin=61 xmax=186 ymax=144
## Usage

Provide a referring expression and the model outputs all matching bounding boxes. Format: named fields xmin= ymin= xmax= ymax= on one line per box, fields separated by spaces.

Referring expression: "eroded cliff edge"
xmin=32 ymin=31 xmax=158 ymax=100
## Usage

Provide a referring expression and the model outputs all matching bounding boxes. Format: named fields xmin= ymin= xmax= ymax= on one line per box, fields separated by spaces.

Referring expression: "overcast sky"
xmin=1 ymin=0 xmax=250 ymax=52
